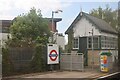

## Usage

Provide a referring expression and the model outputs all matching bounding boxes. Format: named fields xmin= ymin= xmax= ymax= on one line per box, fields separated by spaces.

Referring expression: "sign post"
xmin=47 ymin=44 xmax=59 ymax=70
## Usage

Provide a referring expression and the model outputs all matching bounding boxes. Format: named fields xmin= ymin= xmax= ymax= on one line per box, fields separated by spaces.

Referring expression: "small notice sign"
xmin=100 ymin=55 xmax=108 ymax=72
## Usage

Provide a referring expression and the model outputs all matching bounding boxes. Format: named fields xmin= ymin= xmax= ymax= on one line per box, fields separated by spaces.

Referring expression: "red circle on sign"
xmin=49 ymin=50 xmax=58 ymax=61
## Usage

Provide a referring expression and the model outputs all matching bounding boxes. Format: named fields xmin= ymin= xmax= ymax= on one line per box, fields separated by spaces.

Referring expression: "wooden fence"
xmin=9 ymin=47 xmax=34 ymax=71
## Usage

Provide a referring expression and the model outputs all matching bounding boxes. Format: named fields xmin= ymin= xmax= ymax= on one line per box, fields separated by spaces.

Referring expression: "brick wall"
xmin=48 ymin=22 xmax=57 ymax=32
xmin=87 ymin=50 xmax=101 ymax=67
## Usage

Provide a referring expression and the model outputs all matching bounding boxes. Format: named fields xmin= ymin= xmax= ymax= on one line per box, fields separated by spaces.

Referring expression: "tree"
xmin=6 ymin=8 xmax=51 ymax=72
xmin=90 ymin=6 xmax=103 ymax=19
xmin=9 ymin=7 xmax=50 ymax=47
xmin=89 ymin=5 xmax=118 ymax=29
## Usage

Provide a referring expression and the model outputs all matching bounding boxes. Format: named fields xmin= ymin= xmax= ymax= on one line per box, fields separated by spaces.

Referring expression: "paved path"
xmin=4 ymin=69 xmax=108 ymax=79
xmin=23 ymin=71 xmax=106 ymax=78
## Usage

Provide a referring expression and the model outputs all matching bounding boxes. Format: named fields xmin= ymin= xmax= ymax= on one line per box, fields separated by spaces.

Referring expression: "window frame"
xmin=101 ymin=36 xmax=118 ymax=49
xmin=73 ymin=37 xmax=79 ymax=49
xmin=87 ymin=36 xmax=99 ymax=49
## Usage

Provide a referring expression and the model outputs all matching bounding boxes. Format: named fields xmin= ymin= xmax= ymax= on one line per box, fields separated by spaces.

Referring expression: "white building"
xmin=65 ymin=12 xmax=118 ymax=67
xmin=53 ymin=33 xmax=65 ymax=50
xmin=0 ymin=20 xmax=11 ymax=47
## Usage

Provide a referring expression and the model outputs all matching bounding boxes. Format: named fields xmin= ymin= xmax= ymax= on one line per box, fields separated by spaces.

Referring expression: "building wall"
xmin=87 ymin=50 xmax=101 ymax=67
xmin=0 ymin=21 xmax=2 ymax=47
xmin=0 ymin=20 xmax=11 ymax=47
xmin=0 ymin=21 xmax=2 ymax=33
xmin=73 ymin=17 xmax=101 ymax=38
xmin=100 ymin=32 xmax=118 ymax=38
xmin=53 ymin=33 xmax=65 ymax=50
xmin=88 ymin=50 xmax=118 ymax=67
xmin=56 ymin=35 xmax=65 ymax=50
xmin=48 ymin=21 xmax=58 ymax=32
xmin=0 ymin=32 xmax=10 ymax=47
xmin=67 ymin=30 xmax=74 ymax=52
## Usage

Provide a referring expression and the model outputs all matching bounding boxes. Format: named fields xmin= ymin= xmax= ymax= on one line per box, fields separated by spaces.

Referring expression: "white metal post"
xmin=50 ymin=11 xmax=54 ymax=71
xmin=52 ymin=11 xmax=54 ymax=32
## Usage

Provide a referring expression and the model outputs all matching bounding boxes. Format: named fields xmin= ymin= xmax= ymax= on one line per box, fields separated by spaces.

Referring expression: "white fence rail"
xmin=60 ymin=53 xmax=84 ymax=71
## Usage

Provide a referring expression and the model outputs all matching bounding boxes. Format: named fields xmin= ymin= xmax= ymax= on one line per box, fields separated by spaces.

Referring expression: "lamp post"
xmin=89 ymin=29 xmax=94 ymax=70
xmin=51 ymin=10 xmax=63 ymax=33
xmin=51 ymin=10 xmax=62 ymax=43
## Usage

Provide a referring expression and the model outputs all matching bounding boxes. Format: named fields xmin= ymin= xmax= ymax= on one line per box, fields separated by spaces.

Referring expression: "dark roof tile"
xmin=65 ymin=12 xmax=117 ymax=34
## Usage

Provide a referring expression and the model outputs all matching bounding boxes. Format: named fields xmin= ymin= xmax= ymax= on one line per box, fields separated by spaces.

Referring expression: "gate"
xmin=60 ymin=53 xmax=84 ymax=71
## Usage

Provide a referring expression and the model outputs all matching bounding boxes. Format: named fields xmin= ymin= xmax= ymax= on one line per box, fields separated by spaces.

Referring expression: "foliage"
xmin=89 ymin=5 xmax=118 ymax=29
xmin=30 ymin=34 xmax=48 ymax=72
xmin=9 ymin=7 xmax=50 ymax=47
xmin=59 ymin=46 xmax=65 ymax=53
xmin=67 ymin=30 xmax=74 ymax=52
xmin=30 ymin=44 xmax=47 ymax=72
xmin=2 ymin=48 xmax=14 ymax=76
xmin=100 ymin=52 xmax=112 ymax=56
xmin=3 ymin=7 xmax=51 ymax=74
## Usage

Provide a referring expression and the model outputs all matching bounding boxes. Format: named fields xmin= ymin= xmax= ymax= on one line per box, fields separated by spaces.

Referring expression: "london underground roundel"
xmin=49 ymin=50 xmax=58 ymax=61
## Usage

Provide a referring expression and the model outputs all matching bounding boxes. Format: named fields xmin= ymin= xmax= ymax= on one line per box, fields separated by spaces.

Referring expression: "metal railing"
xmin=60 ymin=53 xmax=84 ymax=71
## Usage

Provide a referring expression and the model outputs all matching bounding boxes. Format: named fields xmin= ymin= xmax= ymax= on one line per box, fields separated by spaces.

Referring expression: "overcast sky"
xmin=0 ymin=0 xmax=119 ymax=43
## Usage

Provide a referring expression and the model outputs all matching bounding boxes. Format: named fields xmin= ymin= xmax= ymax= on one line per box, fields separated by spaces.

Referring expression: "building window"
xmin=101 ymin=36 xmax=118 ymax=49
xmin=88 ymin=37 xmax=92 ymax=48
xmin=73 ymin=38 xmax=79 ymax=49
xmin=101 ymin=36 xmax=106 ymax=48
xmin=87 ymin=36 xmax=99 ymax=49
xmin=93 ymin=37 xmax=99 ymax=49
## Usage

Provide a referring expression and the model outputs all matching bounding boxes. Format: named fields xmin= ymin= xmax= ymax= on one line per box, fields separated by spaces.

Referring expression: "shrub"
xmin=2 ymin=48 xmax=14 ymax=76
xmin=30 ymin=44 xmax=47 ymax=72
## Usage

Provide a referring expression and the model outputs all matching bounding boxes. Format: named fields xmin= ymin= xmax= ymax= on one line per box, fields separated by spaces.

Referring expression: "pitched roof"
xmin=65 ymin=12 xmax=117 ymax=34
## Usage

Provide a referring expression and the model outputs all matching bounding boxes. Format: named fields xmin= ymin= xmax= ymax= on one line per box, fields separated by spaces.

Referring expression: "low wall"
xmin=87 ymin=50 xmax=117 ymax=71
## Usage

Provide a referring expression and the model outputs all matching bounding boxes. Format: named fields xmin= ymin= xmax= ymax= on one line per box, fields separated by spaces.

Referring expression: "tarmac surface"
xmin=3 ymin=68 xmax=109 ymax=79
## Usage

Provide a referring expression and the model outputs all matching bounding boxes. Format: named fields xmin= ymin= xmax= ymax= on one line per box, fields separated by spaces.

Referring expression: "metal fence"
xmin=60 ymin=53 xmax=84 ymax=71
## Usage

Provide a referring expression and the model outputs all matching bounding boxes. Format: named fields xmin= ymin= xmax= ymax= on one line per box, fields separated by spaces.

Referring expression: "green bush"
xmin=30 ymin=44 xmax=47 ymax=72
xmin=2 ymin=48 xmax=14 ymax=76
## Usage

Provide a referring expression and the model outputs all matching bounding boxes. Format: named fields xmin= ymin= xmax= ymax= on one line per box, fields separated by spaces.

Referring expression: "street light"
xmin=89 ymin=28 xmax=94 ymax=70
xmin=52 ymin=10 xmax=63 ymax=32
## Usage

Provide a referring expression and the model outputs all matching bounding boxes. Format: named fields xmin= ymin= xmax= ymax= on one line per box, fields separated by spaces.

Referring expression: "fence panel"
xmin=60 ymin=53 xmax=84 ymax=71
xmin=9 ymin=47 xmax=34 ymax=71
